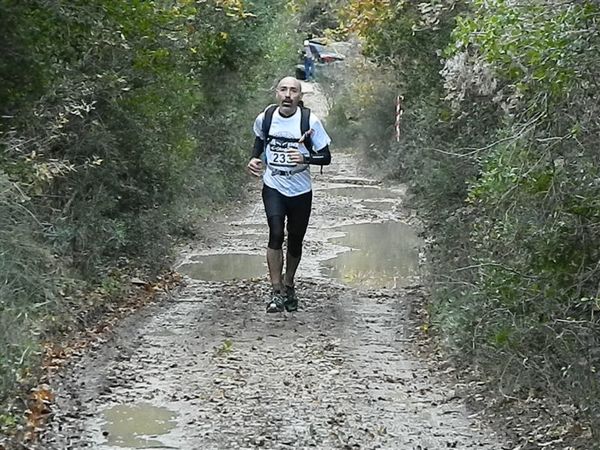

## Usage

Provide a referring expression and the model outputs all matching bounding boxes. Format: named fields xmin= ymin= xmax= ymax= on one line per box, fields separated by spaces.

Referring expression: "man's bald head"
xmin=277 ymin=76 xmax=302 ymax=92
xmin=275 ymin=76 xmax=303 ymax=117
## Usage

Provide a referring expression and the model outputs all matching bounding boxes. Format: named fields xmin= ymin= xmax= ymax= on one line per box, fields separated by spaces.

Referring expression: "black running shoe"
xmin=283 ymin=285 xmax=298 ymax=312
xmin=266 ymin=291 xmax=285 ymax=313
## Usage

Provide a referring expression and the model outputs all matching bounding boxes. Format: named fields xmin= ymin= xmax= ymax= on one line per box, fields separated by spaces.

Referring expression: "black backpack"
xmin=261 ymin=104 xmax=314 ymax=154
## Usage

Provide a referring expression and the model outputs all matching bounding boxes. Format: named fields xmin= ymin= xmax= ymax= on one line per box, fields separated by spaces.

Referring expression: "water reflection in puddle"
xmin=101 ymin=403 xmax=176 ymax=448
xmin=178 ymin=253 xmax=265 ymax=281
xmin=322 ymin=222 xmax=421 ymax=288
xmin=361 ymin=200 xmax=396 ymax=211
xmin=323 ymin=186 xmax=397 ymax=200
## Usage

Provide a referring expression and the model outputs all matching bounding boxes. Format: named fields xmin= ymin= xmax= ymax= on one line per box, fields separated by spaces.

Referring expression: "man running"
xmin=247 ymin=76 xmax=331 ymax=313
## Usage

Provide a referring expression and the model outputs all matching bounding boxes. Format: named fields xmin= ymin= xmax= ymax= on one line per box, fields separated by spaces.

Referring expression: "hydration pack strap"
xmin=270 ymin=166 xmax=309 ymax=177
xmin=261 ymin=104 xmax=315 ymax=176
xmin=261 ymin=105 xmax=313 ymax=154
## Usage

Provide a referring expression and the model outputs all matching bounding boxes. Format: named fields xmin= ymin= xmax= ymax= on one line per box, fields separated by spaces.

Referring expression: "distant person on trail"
xmin=246 ymin=76 xmax=331 ymax=313
xmin=303 ymin=39 xmax=315 ymax=81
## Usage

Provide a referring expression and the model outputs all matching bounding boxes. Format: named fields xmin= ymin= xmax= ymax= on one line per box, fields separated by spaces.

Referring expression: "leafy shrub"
xmin=0 ymin=0 xmax=299 ymax=423
xmin=0 ymin=172 xmax=59 ymax=402
xmin=336 ymin=0 xmax=600 ymax=437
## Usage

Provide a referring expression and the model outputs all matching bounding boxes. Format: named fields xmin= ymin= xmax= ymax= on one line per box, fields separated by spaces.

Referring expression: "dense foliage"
xmin=0 ymin=0 xmax=298 ymax=428
xmin=330 ymin=0 xmax=600 ymax=440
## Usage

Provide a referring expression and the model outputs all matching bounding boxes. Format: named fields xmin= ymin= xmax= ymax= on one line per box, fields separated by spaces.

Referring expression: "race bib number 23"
xmin=270 ymin=150 xmax=293 ymax=166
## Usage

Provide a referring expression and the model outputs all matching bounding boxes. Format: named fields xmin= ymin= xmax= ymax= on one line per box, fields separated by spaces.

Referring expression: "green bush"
xmin=0 ymin=0 xmax=300 ymax=423
xmin=0 ymin=172 xmax=59 ymax=402
xmin=335 ymin=0 xmax=600 ymax=437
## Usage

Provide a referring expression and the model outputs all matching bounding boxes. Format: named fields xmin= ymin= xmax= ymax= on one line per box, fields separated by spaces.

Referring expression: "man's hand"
xmin=247 ymin=158 xmax=263 ymax=177
xmin=287 ymin=149 xmax=305 ymax=164
xmin=291 ymin=129 xmax=313 ymax=164
xmin=298 ymin=129 xmax=314 ymax=144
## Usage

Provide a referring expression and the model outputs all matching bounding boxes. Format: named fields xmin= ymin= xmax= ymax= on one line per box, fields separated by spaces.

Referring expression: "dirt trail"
xmin=41 ymin=83 xmax=508 ymax=450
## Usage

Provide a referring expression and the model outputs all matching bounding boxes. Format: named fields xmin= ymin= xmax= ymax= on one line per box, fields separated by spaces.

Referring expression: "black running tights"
xmin=262 ymin=185 xmax=312 ymax=258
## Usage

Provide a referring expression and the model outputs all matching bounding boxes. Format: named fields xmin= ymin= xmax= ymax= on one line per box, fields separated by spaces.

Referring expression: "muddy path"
xmin=40 ymin=83 xmax=508 ymax=450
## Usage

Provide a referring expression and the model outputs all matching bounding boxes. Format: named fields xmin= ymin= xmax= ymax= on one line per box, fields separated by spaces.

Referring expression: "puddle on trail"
xmin=178 ymin=253 xmax=265 ymax=281
xmin=323 ymin=186 xmax=397 ymax=200
xmin=100 ymin=403 xmax=177 ymax=448
xmin=360 ymin=200 xmax=396 ymax=211
xmin=322 ymin=222 xmax=421 ymax=289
